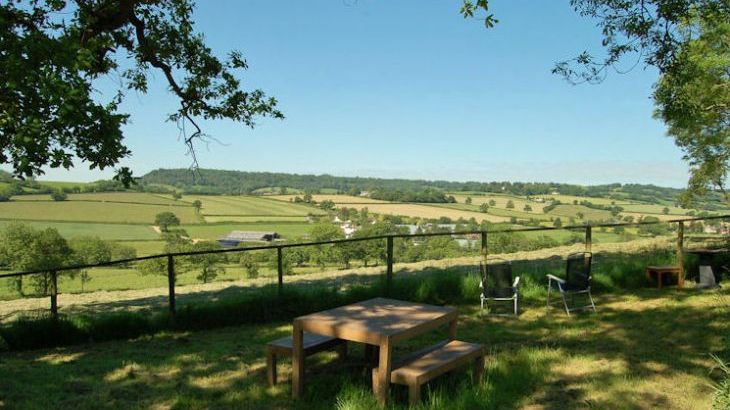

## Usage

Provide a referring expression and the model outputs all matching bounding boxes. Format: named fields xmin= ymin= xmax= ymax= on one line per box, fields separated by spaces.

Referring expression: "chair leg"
xmin=546 ymin=285 xmax=552 ymax=310
xmin=266 ymin=350 xmax=277 ymax=387
xmin=561 ymin=292 xmax=571 ymax=316
xmin=588 ymin=290 xmax=597 ymax=312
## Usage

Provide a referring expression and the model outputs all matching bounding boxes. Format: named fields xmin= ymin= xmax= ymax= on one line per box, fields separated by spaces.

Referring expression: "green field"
xmin=0 ymin=220 xmax=159 ymax=241
xmin=0 ymin=199 xmax=198 ymax=224
xmin=186 ymin=195 xmax=323 ymax=221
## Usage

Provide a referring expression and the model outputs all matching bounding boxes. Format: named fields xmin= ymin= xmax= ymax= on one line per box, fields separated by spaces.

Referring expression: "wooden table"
xmin=291 ymin=297 xmax=458 ymax=405
xmin=646 ymin=266 xmax=682 ymax=289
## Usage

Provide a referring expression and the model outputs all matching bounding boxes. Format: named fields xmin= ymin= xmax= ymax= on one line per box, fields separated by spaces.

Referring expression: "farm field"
xmin=451 ymin=193 xmax=549 ymax=213
xmin=0 ymin=220 xmax=159 ymax=241
xmin=0 ymin=199 xmax=198 ymax=224
xmin=547 ymin=204 xmax=613 ymax=221
xmin=185 ymin=195 xmax=323 ymax=222
xmin=621 ymin=203 xmax=690 ymax=215
xmin=268 ymin=194 xmax=390 ymax=204
xmin=12 ymin=192 xmax=184 ymax=205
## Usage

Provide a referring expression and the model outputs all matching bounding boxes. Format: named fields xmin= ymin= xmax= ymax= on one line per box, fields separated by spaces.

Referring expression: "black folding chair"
xmin=546 ymin=252 xmax=596 ymax=315
xmin=480 ymin=259 xmax=520 ymax=316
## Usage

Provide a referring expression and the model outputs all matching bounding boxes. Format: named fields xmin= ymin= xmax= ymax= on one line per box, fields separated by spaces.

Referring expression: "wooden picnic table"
xmin=291 ymin=297 xmax=458 ymax=405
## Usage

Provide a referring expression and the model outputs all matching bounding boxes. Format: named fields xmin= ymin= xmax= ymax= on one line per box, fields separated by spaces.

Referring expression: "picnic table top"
xmin=294 ymin=297 xmax=457 ymax=343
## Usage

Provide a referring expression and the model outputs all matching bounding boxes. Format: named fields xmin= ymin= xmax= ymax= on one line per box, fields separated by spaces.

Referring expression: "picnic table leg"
xmin=448 ymin=318 xmax=457 ymax=341
xmin=375 ymin=337 xmax=392 ymax=406
xmin=292 ymin=323 xmax=304 ymax=398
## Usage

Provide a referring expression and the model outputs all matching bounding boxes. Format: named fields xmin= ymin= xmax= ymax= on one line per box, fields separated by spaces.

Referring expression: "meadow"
xmin=0 ymin=277 xmax=726 ymax=409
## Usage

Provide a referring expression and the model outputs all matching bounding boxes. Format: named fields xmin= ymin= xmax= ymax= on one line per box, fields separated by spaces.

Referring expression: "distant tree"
xmin=155 ymin=212 xmax=180 ymax=232
xmin=0 ymin=223 xmax=75 ymax=295
xmin=192 ymin=200 xmax=203 ymax=212
xmin=239 ymin=252 xmax=259 ymax=278
xmin=319 ymin=200 xmax=336 ymax=211
xmin=69 ymin=236 xmax=112 ymax=265
xmin=553 ymin=218 xmax=563 ymax=228
xmin=662 ymin=207 xmax=670 ymax=215
xmin=613 ymin=225 xmax=625 ymax=234
xmin=50 ymin=191 xmax=67 ymax=201
xmin=303 ymin=193 xmax=313 ymax=203
xmin=523 ymin=204 xmax=532 ymax=212
xmin=110 ymin=243 xmax=137 ymax=268
xmin=308 ymin=224 xmax=344 ymax=267
xmin=0 ymin=190 xmax=10 ymax=202
xmin=506 ymin=200 xmax=515 ymax=209
xmin=465 ymin=197 xmax=472 ymax=205
xmin=509 ymin=217 xmax=517 ymax=224
xmin=577 ymin=212 xmax=585 ymax=219
xmin=488 ymin=199 xmax=496 ymax=206
xmin=479 ymin=203 xmax=489 ymax=213
xmin=348 ymin=187 xmax=360 ymax=197
xmin=172 ymin=192 xmax=182 ymax=200
xmin=279 ymin=187 xmax=288 ymax=195
xmin=188 ymin=241 xmax=225 ymax=283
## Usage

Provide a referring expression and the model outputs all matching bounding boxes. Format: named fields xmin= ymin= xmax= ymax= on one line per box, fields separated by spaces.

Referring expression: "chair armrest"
xmin=547 ymin=274 xmax=565 ymax=285
xmin=513 ymin=276 xmax=520 ymax=288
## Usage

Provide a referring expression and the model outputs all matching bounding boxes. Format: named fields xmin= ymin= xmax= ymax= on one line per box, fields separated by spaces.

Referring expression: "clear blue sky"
xmin=35 ymin=0 xmax=690 ymax=187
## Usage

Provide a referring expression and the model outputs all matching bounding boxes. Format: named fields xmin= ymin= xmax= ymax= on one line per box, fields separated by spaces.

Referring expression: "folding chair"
xmin=546 ymin=252 xmax=596 ymax=315
xmin=480 ymin=259 xmax=520 ymax=316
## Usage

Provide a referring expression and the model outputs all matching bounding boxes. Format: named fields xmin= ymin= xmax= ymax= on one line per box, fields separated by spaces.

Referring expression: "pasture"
xmin=0 ymin=220 xmax=159 ymax=241
xmin=0 ymin=199 xmax=198 ymax=224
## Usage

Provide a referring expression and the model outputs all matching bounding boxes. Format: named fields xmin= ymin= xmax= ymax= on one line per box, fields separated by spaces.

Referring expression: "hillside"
xmin=139 ymin=168 xmax=728 ymax=208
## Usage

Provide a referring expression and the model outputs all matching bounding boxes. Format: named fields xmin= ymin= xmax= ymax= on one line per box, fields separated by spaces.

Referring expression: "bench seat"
xmin=374 ymin=340 xmax=484 ymax=404
xmin=266 ymin=333 xmax=346 ymax=386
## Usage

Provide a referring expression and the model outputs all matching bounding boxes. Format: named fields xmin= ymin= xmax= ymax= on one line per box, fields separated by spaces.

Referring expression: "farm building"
xmin=218 ymin=231 xmax=280 ymax=247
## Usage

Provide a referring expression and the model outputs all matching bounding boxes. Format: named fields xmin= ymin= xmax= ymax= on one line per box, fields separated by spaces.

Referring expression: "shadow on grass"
xmin=1 ymin=285 xmax=728 ymax=409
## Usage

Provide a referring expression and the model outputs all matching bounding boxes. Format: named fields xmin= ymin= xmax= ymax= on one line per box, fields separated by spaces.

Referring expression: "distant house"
xmin=339 ymin=221 xmax=357 ymax=238
xmin=218 ymin=231 xmax=280 ymax=247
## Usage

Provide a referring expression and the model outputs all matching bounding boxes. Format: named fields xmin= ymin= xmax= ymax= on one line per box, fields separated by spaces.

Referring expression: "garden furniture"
xmin=546 ymin=252 xmax=596 ymax=315
xmin=645 ymin=265 xmax=682 ymax=289
xmin=291 ymin=297 xmax=480 ymax=405
xmin=266 ymin=333 xmax=347 ymax=387
xmin=479 ymin=259 xmax=520 ymax=316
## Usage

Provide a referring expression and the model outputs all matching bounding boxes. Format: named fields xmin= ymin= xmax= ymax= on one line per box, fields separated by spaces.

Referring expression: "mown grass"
xmin=0 ymin=199 xmax=198 ymax=224
xmin=187 ymin=195 xmax=324 ymax=217
xmin=0 ymin=280 xmax=727 ymax=409
xmin=0 ymin=220 xmax=159 ymax=240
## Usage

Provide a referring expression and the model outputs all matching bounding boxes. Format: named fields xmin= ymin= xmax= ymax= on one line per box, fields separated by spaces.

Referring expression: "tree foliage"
xmin=654 ymin=14 xmax=730 ymax=202
xmin=1 ymin=0 xmax=283 ymax=184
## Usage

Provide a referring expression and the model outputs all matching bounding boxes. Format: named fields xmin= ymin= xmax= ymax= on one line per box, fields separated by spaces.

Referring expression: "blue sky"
xmin=33 ymin=1 xmax=689 ymax=187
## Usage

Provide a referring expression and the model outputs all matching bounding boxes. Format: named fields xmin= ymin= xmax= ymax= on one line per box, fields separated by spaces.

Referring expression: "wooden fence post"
xmin=481 ymin=231 xmax=488 ymax=263
xmin=167 ymin=255 xmax=176 ymax=316
xmin=386 ymin=236 xmax=394 ymax=296
xmin=677 ymin=221 xmax=684 ymax=288
xmin=277 ymin=247 xmax=284 ymax=296
xmin=585 ymin=226 xmax=592 ymax=253
xmin=50 ymin=270 xmax=58 ymax=319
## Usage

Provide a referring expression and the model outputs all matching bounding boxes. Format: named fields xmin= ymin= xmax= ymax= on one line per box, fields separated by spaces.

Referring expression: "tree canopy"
xmin=1 ymin=0 xmax=283 ymax=185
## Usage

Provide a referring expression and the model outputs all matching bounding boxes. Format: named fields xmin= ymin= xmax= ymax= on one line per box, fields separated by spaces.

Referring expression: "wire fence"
xmin=0 ymin=215 xmax=728 ymax=322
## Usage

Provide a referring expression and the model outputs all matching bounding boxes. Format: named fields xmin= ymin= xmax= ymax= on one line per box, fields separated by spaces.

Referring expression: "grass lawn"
xmin=1 ymin=288 xmax=727 ymax=409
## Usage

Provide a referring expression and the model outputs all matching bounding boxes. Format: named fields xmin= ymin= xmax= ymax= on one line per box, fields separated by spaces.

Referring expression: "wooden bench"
xmin=646 ymin=265 xmax=682 ymax=289
xmin=266 ymin=333 xmax=347 ymax=387
xmin=372 ymin=340 xmax=484 ymax=404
